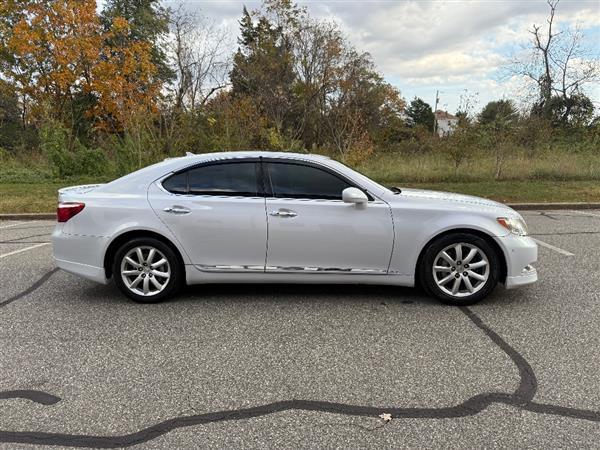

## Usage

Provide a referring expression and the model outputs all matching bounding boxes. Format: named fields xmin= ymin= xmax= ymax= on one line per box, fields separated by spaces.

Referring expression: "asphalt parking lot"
xmin=1 ymin=211 xmax=599 ymax=448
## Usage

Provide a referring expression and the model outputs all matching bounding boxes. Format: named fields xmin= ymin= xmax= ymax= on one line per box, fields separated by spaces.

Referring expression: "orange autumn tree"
xmin=0 ymin=0 xmax=160 ymax=132
xmin=92 ymin=16 xmax=160 ymax=131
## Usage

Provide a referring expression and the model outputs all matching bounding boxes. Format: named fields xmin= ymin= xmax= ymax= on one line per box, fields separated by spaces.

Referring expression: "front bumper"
xmin=505 ymin=265 xmax=537 ymax=289
xmin=495 ymin=234 xmax=538 ymax=289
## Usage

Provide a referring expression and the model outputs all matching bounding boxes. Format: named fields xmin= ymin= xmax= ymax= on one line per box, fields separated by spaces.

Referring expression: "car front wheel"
xmin=420 ymin=233 xmax=500 ymax=305
xmin=113 ymin=237 xmax=182 ymax=303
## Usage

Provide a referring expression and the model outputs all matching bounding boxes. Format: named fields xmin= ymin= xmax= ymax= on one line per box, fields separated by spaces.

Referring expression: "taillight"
xmin=57 ymin=202 xmax=85 ymax=222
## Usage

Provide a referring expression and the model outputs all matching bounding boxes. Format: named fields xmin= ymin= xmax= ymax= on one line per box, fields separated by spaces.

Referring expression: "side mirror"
xmin=342 ymin=187 xmax=368 ymax=205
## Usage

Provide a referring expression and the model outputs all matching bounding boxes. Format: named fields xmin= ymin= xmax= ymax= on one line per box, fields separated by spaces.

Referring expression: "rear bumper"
xmin=54 ymin=258 xmax=108 ymax=284
xmin=52 ymin=225 xmax=109 ymax=284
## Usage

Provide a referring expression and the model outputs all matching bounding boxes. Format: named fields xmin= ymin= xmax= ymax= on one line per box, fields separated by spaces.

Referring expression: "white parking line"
xmin=0 ymin=221 xmax=34 ymax=230
xmin=569 ymin=210 xmax=600 ymax=218
xmin=533 ymin=238 xmax=574 ymax=256
xmin=0 ymin=243 xmax=49 ymax=259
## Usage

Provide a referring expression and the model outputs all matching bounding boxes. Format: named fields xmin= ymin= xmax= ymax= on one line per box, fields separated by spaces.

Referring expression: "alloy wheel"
xmin=432 ymin=242 xmax=490 ymax=298
xmin=120 ymin=246 xmax=171 ymax=297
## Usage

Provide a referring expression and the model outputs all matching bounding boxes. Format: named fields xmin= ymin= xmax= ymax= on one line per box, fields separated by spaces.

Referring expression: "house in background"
xmin=434 ymin=110 xmax=458 ymax=137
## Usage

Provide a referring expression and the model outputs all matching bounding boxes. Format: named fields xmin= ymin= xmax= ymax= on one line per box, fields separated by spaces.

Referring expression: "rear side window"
xmin=162 ymin=162 xmax=259 ymax=197
xmin=266 ymin=163 xmax=352 ymax=200
xmin=162 ymin=172 xmax=187 ymax=194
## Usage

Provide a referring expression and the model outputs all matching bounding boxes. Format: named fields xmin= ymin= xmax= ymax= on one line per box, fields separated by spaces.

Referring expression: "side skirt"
xmin=185 ymin=266 xmax=414 ymax=287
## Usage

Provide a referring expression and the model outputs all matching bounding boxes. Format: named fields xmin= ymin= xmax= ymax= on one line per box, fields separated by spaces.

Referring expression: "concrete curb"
xmin=1 ymin=203 xmax=599 ymax=220
xmin=507 ymin=202 xmax=600 ymax=211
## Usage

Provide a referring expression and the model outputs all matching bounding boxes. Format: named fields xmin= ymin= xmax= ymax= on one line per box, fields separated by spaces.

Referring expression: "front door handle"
xmin=269 ymin=209 xmax=297 ymax=218
xmin=164 ymin=206 xmax=191 ymax=215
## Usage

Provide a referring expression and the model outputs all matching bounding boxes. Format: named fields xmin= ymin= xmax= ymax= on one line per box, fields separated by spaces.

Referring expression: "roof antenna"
xmin=185 ymin=152 xmax=195 ymax=157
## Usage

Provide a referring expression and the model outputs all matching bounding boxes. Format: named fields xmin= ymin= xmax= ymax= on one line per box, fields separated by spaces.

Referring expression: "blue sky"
xmin=101 ymin=0 xmax=600 ymax=114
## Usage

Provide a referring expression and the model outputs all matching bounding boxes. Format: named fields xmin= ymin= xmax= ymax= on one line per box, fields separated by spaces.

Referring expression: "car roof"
xmin=165 ymin=151 xmax=331 ymax=164
xmin=101 ymin=151 xmax=387 ymax=197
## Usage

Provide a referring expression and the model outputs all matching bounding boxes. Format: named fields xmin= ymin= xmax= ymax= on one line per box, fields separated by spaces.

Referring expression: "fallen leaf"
xmin=379 ymin=413 xmax=392 ymax=422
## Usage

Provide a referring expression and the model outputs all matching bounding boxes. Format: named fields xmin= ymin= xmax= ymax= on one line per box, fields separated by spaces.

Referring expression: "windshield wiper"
xmin=389 ymin=186 xmax=402 ymax=194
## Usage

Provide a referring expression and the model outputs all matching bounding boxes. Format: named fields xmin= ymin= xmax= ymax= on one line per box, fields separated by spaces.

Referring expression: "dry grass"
xmin=357 ymin=150 xmax=600 ymax=184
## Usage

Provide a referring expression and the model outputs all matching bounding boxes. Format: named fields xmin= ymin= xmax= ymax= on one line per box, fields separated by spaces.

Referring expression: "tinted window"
xmin=162 ymin=172 xmax=187 ymax=194
xmin=163 ymin=162 xmax=259 ymax=197
xmin=267 ymin=163 xmax=351 ymax=200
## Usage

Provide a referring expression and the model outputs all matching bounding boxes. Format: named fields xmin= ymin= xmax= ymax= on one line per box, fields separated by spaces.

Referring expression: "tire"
xmin=419 ymin=232 xmax=500 ymax=306
xmin=112 ymin=237 xmax=183 ymax=303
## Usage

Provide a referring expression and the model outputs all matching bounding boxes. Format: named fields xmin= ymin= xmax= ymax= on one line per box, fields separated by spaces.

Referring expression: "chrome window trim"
xmin=155 ymin=155 xmax=385 ymax=202
xmin=262 ymin=159 xmax=378 ymax=202
xmin=158 ymin=159 xmax=262 ymax=198
xmin=155 ymin=176 xmax=264 ymax=200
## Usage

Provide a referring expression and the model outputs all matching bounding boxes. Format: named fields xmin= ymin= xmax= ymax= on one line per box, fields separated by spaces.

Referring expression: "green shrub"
xmin=40 ymin=120 xmax=109 ymax=178
xmin=73 ymin=141 xmax=109 ymax=177
xmin=40 ymin=121 xmax=75 ymax=178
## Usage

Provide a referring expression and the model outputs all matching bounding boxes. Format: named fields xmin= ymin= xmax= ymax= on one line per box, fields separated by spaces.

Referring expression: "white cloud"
xmin=153 ymin=0 xmax=600 ymax=112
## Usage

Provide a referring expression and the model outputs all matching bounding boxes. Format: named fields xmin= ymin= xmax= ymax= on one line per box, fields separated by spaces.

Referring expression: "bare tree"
xmin=291 ymin=19 xmax=343 ymax=146
xmin=510 ymin=0 xmax=599 ymax=120
xmin=168 ymin=5 xmax=231 ymax=111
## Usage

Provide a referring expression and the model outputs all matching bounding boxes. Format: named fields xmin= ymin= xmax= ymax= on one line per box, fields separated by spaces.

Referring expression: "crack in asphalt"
xmin=0 ymin=274 xmax=599 ymax=448
xmin=0 ymin=233 xmax=53 ymax=243
xmin=539 ymin=212 xmax=560 ymax=221
xmin=0 ymin=391 xmax=60 ymax=405
xmin=0 ymin=267 xmax=59 ymax=308
xmin=0 ymin=225 xmax=55 ymax=231
xmin=0 ymin=241 xmax=51 ymax=245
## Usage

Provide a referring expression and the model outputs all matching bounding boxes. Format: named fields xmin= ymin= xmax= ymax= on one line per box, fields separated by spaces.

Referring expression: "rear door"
xmin=264 ymin=161 xmax=394 ymax=274
xmin=148 ymin=160 xmax=267 ymax=272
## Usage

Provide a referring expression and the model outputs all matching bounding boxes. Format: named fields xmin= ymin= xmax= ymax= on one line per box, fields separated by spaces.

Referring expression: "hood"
xmin=391 ymin=188 xmax=519 ymax=216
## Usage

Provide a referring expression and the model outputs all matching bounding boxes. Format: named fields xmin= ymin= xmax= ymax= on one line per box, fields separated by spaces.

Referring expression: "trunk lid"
xmin=58 ymin=184 xmax=105 ymax=202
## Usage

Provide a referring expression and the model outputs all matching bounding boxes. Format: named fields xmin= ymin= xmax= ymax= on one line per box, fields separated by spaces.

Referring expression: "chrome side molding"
xmin=195 ymin=264 xmax=387 ymax=275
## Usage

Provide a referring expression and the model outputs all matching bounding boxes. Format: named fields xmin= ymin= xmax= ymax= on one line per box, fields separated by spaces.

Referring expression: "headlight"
xmin=497 ymin=217 xmax=528 ymax=236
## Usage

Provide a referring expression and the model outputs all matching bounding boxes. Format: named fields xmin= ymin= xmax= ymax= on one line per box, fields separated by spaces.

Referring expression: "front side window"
xmin=162 ymin=162 xmax=259 ymax=197
xmin=266 ymin=162 xmax=352 ymax=200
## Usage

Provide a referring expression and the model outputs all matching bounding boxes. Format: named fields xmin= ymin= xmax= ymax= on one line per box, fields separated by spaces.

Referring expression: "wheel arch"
xmin=414 ymin=228 xmax=507 ymax=287
xmin=103 ymin=230 xmax=186 ymax=280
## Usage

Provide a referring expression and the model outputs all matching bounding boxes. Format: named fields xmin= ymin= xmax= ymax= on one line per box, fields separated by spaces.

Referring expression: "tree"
xmin=0 ymin=0 xmax=160 ymax=133
xmin=230 ymin=3 xmax=300 ymax=135
xmin=91 ymin=17 xmax=161 ymax=131
xmin=101 ymin=0 xmax=173 ymax=83
xmin=479 ymin=100 xmax=518 ymax=125
xmin=291 ymin=19 xmax=343 ymax=147
xmin=511 ymin=0 xmax=599 ymax=125
xmin=479 ymin=100 xmax=518 ymax=180
xmin=168 ymin=6 xmax=230 ymax=112
xmin=1 ymin=0 xmax=105 ymax=125
xmin=535 ymin=94 xmax=595 ymax=128
xmin=406 ymin=98 xmax=434 ymax=131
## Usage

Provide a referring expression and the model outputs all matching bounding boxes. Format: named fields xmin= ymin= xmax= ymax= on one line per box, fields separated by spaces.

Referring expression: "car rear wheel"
xmin=420 ymin=233 xmax=499 ymax=306
xmin=113 ymin=237 xmax=182 ymax=303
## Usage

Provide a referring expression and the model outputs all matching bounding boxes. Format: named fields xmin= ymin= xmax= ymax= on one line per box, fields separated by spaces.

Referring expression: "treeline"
xmin=0 ymin=0 xmax=598 ymax=182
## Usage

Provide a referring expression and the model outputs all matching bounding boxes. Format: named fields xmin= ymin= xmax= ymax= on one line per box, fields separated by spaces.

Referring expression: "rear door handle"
xmin=164 ymin=206 xmax=191 ymax=215
xmin=269 ymin=209 xmax=297 ymax=218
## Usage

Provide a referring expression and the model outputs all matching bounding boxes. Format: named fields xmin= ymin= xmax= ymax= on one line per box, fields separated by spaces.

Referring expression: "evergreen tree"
xmin=406 ymin=98 xmax=435 ymax=131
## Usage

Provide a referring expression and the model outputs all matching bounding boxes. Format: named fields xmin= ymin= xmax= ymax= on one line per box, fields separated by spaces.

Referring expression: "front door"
xmin=264 ymin=161 xmax=393 ymax=274
xmin=148 ymin=160 xmax=267 ymax=271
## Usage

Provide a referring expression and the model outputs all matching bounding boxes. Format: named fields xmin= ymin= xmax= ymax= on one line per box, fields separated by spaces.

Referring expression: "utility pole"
xmin=433 ymin=90 xmax=439 ymax=136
